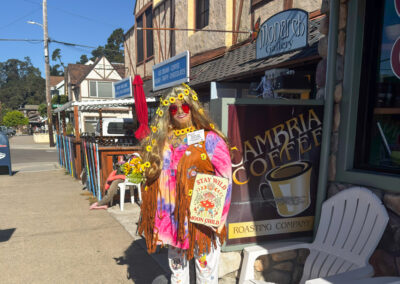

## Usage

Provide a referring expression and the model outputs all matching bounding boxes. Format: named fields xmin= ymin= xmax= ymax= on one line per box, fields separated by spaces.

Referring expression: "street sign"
xmin=0 ymin=132 xmax=12 ymax=175
xmin=152 ymin=51 xmax=190 ymax=91
xmin=256 ymin=9 xmax=308 ymax=60
xmin=113 ymin=77 xmax=132 ymax=99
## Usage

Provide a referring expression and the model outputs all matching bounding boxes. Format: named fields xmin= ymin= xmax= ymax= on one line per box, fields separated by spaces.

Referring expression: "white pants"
xmin=168 ymin=241 xmax=221 ymax=284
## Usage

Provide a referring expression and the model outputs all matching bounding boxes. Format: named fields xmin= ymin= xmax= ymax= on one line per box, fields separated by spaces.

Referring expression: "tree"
xmin=85 ymin=28 xmax=124 ymax=63
xmin=38 ymin=104 xmax=47 ymax=117
xmin=0 ymin=57 xmax=45 ymax=110
xmin=3 ymin=110 xmax=29 ymax=127
xmin=77 ymin=55 xmax=89 ymax=64
xmin=51 ymin=94 xmax=68 ymax=105
xmin=50 ymin=48 xmax=65 ymax=76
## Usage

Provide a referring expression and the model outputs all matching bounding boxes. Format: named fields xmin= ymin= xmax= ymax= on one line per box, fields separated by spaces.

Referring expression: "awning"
xmin=53 ymin=97 xmax=156 ymax=113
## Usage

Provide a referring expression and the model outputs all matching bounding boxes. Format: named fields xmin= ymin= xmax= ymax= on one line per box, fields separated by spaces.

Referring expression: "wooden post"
xmin=61 ymin=111 xmax=66 ymax=136
xmin=99 ymin=108 xmax=103 ymax=137
xmin=55 ymin=114 xmax=60 ymax=134
xmin=74 ymin=105 xmax=80 ymax=141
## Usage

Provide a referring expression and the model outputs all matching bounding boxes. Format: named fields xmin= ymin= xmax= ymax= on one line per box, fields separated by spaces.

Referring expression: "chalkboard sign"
xmin=0 ymin=133 xmax=12 ymax=175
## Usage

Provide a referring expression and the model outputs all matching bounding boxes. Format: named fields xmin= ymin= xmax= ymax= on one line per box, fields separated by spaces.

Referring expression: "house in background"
xmin=64 ymin=56 xmax=130 ymax=134
xmin=50 ymin=76 xmax=65 ymax=99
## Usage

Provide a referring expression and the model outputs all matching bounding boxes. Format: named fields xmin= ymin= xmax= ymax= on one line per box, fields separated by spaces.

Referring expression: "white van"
xmin=95 ymin=118 xmax=136 ymax=137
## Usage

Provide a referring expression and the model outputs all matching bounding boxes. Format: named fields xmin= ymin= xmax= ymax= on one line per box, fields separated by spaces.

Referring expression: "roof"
xmin=20 ymin=105 xmax=39 ymax=110
xmin=111 ymin=63 xmax=126 ymax=78
xmin=189 ymin=16 xmax=324 ymax=86
xmin=50 ymin=76 xmax=64 ymax=87
xmin=53 ymin=97 xmax=156 ymax=113
xmin=66 ymin=63 xmax=92 ymax=85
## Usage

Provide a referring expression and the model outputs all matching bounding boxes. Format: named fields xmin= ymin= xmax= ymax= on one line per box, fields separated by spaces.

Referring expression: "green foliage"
xmin=38 ymin=103 xmax=47 ymax=117
xmin=0 ymin=57 xmax=45 ymax=109
xmin=51 ymin=48 xmax=64 ymax=76
xmin=87 ymin=28 xmax=124 ymax=63
xmin=3 ymin=110 xmax=29 ymax=127
xmin=77 ymin=55 xmax=88 ymax=64
xmin=51 ymin=94 xmax=68 ymax=105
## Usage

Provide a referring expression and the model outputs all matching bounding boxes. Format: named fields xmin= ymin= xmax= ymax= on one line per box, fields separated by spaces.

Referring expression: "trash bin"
xmin=0 ymin=132 xmax=12 ymax=175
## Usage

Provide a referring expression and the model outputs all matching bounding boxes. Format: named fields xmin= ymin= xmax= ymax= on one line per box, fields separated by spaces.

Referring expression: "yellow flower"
xmin=178 ymin=93 xmax=184 ymax=100
xmin=192 ymin=94 xmax=198 ymax=101
xmin=169 ymin=97 xmax=176 ymax=103
xmin=209 ymin=123 xmax=215 ymax=129
xmin=158 ymin=110 xmax=164 ymax=117
xmin=144 ymin=161 xmax=151 ymax=168
xmin=156 ymin=108 xmax=160 ymax=115
xmin=200 ymin=153 xmax=207 ymax=160
xmin=199 ymin=108 xmax=204 ymax=115
xmin=145 ymin=186 xmax=149 ymax=191
xmin=140 ymin=165 xmax=145 ymax=172
xmin=151 ymin=139 xmax=156 ymax=145
xmin=151 ymin=126 xmax=158 ymax=133
xmin=162 ymin=99 xmax=169 ymax=106
xmin=188 ymin=189 xmax=193 ymax=196
xmin=146 ymin=145 xmax=152 ymax=152
xmin=184 ymin=89 xmax=189 ymax=95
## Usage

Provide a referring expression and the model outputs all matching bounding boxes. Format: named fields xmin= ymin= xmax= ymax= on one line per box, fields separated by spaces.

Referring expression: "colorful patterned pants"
xmin=168 ymin=240 xmax=221 ymax=284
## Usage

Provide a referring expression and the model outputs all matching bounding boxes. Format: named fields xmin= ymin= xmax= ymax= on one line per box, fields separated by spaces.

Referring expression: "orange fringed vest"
xmin=138 ymin=138 xmax=227 ymax=260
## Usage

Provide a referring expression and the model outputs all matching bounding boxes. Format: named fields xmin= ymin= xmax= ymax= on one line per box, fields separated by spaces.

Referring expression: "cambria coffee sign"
xmin=256 ymin=9 xmax=308 ymax=60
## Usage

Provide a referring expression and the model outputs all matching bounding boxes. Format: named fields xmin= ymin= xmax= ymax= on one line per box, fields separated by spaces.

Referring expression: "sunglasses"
xmin=169 ymin=103 xmax=190 ymax=116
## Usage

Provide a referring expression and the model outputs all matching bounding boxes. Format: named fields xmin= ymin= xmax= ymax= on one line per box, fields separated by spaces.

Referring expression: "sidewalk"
xmin=0 ymin=169 xmax=168 ymax=283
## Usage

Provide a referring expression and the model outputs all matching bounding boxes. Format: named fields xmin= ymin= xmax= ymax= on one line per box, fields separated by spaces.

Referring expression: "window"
xmin=136 ymin=6 xmax=153 ymax=64
xmin=89 ymin=81 xmax=113 ymax=98
xmin=196 ymin=0 xmax=209 ymax=29
xmin=355 ymin=0 xmax=400 ymax=175
xmin=84 ymin=117 xmax=98 ymax=134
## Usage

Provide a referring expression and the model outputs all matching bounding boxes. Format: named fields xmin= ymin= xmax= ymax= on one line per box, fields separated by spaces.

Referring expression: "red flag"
xmin=132 ymin=75 xmax=150 ymax=140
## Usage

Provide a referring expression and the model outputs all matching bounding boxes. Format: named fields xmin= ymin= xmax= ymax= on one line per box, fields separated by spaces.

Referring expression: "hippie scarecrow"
xmin=139 ymin=83 xmax=232 ymax=283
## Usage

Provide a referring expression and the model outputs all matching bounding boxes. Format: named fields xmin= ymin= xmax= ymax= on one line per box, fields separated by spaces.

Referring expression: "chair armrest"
xmin=239 ymin=242 xmax=310 ymax=284
xmin=305 ymin=265 xmax=374 ymax=284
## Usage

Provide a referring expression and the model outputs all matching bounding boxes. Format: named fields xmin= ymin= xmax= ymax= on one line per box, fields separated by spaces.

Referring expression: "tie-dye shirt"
xmin=154 ymin=131 xmax=232 ymax=249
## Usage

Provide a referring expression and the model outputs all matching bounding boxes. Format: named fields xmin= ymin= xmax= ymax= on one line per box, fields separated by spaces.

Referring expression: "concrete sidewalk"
xmin=0 ymin=169 xmax=168 ymax=283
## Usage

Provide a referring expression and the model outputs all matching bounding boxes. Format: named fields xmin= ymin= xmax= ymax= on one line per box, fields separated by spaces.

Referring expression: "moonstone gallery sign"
xmin=256 ymin=9 xmax=308 ymax=60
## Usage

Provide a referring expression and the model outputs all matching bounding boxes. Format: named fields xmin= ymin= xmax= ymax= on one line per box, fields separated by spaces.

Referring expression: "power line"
xmin=0 ymin=7 xmax=41 ymax=31
xmin=0 ymin=38 xmax=43 ymax=42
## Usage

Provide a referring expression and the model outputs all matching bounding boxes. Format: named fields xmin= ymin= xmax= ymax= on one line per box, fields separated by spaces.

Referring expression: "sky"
xmin=0 ymin=0 xmax=136 ymax=77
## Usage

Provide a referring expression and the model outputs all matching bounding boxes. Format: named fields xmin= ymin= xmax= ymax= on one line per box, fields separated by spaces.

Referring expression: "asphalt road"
xmin=10 ymin=148 xmax=58 ymax=164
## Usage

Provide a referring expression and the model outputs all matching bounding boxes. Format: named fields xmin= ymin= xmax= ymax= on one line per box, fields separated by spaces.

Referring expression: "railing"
xmin=81 ymin=138 xmax=102 ymax=200
xmin=56 ymin=134 xmax=77 ymax=178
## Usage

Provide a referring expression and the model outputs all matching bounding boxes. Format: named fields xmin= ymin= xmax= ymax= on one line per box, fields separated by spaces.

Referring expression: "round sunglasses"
xmin=169 ymin=103 xmax=190 ymax=116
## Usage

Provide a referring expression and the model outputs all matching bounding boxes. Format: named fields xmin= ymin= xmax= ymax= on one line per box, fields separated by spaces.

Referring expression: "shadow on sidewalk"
xmin=114 ymin=239 xmax=170 ymax=284
xmin=0 ymin=228 xmax=16 ymax=242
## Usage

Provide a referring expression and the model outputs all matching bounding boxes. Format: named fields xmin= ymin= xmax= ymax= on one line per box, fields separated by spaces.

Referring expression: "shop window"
xmin=84 ymin=117 xmax=99 ymax=134
xmin=355 ymin=0 xmax=400 ymax=175
xmin=89 ymin=81 xmax=113 ymax=98
xmin=196 ymin=0 xmax=209 ymax=29
xmin=136 ymin=7 xmax=154 ymax=64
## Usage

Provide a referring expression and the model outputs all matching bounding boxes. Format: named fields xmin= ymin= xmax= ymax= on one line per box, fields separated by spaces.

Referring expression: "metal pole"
xmin=43 ymin=0 xmax=55 ymax=147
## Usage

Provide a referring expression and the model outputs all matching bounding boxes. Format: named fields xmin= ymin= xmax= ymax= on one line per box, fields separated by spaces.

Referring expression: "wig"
xmin=141 ymin=83 xmax=229 ymax=184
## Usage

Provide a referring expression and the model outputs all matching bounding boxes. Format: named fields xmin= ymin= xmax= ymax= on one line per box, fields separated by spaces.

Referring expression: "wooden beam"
xmin=73 ymin=105 xmax=80 ymax=141
xmin=234 ymin=0 xmax=244 ymax=44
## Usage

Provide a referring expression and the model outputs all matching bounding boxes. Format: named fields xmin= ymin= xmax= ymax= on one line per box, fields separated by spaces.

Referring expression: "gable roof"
xmin=66 ymin=63 xmax=92 ymax=85
xmin=50 ymin=76 xmax=64 ymax=87
xmin=111 ymin=63 xmax=125 ymax=78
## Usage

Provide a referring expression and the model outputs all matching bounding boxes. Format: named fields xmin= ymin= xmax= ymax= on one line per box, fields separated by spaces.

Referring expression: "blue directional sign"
xmin=113 ymin=77 xmax=132 ymax=99
xmin=256 ymin=9 xmax=308 ymax=59
xmin=152 ymin=51 xmax=190 ymax=91
xmin=0 ymin=132 xmax=12 ymax=175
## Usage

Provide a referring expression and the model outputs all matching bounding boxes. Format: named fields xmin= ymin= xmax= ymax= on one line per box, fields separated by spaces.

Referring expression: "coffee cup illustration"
xmin=260 ymin=161 xmax=312 ymax=217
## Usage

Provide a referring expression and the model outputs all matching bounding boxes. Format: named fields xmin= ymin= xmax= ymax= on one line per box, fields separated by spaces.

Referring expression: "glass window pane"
xmin=146 ymin=8 xmax=154 ymax=57
xmin=137 ymin=15 xmax=144 ymax=63
xmin=89 ymin=81 xmax=97 ymax=97
xmin=97 ymin=82 xmax=113 ymax=98
xmin=355 ymin=0 xmax=400 ymax=174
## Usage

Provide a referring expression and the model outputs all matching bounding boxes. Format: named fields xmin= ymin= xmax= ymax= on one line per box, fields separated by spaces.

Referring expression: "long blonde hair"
xmin=141 ymin=83 xmax=228 ymax=184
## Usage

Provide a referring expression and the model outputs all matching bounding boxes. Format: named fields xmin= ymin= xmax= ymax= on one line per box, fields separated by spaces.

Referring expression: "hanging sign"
xmin=152 ymin=51 xmax=190 ymax=91
xmin=113 ymin=77 xmax=132 ymax=99
xmin=256 ymin=9 xmax=308 ymax=60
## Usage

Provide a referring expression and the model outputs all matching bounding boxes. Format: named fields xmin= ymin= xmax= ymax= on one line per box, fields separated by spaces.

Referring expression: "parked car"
xmin=95 ymin=118 xmax=136 ymax=137
xmin=0 ymin=126 xmax=15 ymax=136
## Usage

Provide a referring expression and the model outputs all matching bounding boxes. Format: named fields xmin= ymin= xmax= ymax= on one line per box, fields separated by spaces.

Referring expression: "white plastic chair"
xmin=239 ymin=187 xmax=389 ymax=284
xmin=118 ymin=153 xmax=142 ymax=211
xmin=118 ymin=180 xmax=141 ymax=211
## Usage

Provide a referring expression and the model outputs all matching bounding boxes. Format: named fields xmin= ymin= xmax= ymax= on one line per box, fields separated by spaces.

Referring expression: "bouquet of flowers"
xmin=120 ymin=155 xmax=149 ymax=184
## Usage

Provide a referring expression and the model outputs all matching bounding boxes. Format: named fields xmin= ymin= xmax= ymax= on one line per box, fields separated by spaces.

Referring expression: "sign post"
xmin=113 ymin=77 xmax=133 ymax=99
xmin=152 ymin=51 xmax=190 ymax=91
xmin=0 ymin=132 xmax=12 ymax=175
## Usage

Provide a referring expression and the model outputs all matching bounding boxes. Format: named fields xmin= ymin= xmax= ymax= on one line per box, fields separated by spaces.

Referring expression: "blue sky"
xmin=0 ymin=0 xmax=136 ymax=77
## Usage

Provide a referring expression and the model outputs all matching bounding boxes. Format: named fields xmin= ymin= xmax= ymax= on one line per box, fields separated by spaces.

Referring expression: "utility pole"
xmin=43 ymin=0 xmax=55 ymax=147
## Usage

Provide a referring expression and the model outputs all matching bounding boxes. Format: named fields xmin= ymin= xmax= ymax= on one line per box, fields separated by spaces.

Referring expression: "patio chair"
xmin=239 ymin=187 xmax=389 ymax=284
xmin=118 ymin=153 xmax=142 ymax=211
